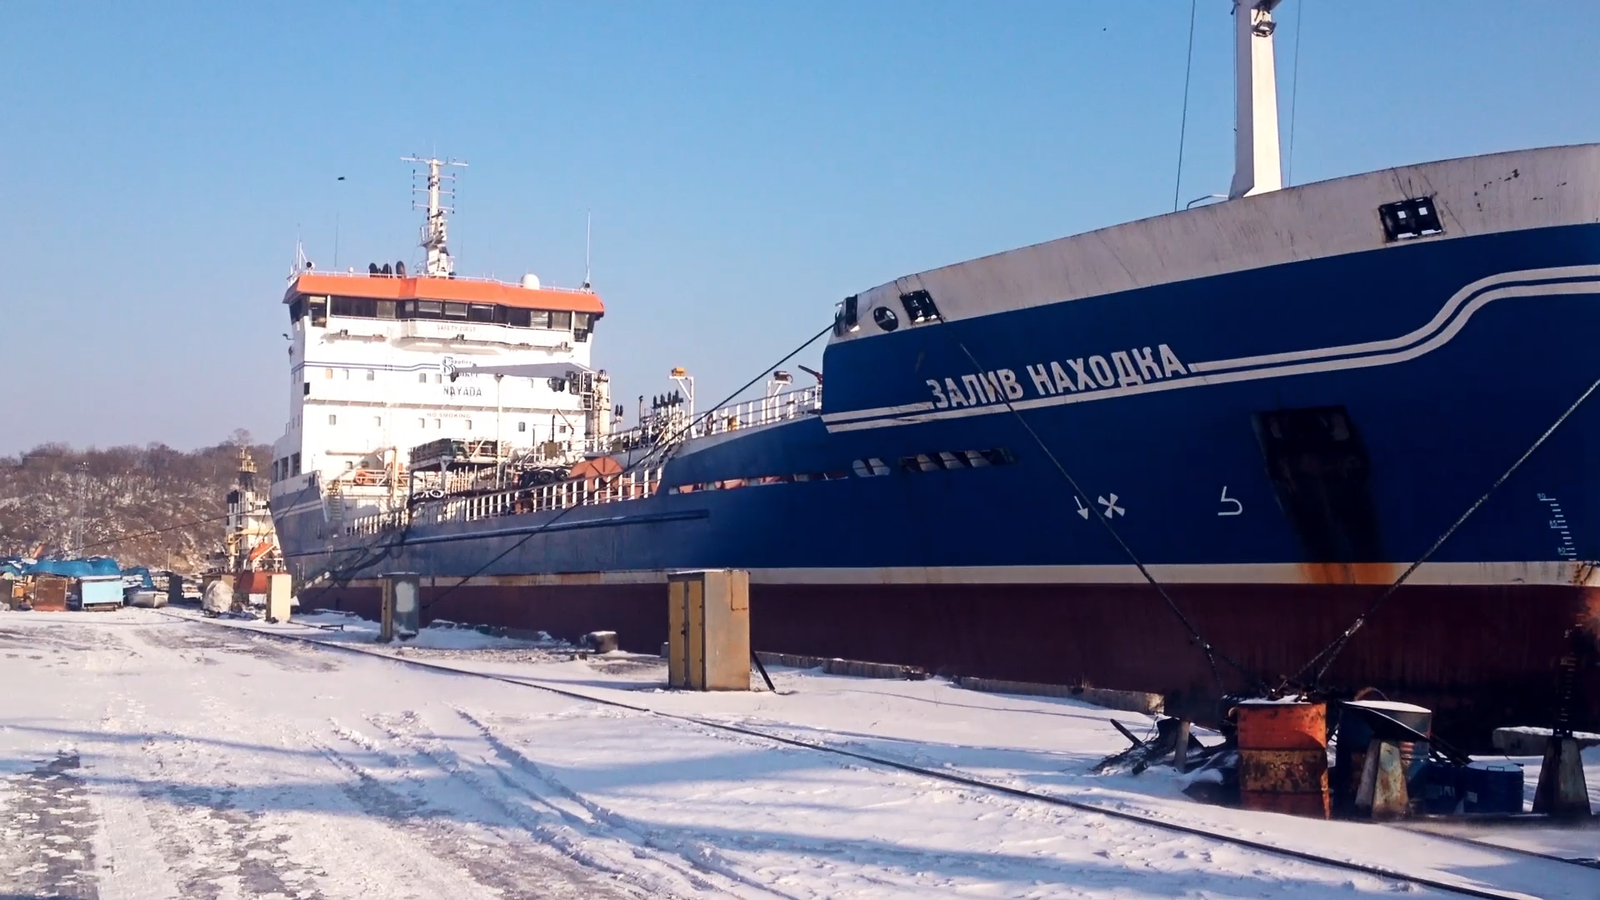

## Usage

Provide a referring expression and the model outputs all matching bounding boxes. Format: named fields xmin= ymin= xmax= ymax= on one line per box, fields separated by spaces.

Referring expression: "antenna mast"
xmin=583 ymin=211 xmax=593 ymax=290
xmin=401 ymin=155 xmax=468 ymax=276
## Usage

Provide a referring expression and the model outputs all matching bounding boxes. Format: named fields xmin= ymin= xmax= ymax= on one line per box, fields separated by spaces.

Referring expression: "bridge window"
xmin=330 ymin=296 xmax=378 ymax=318
xmin=300 ymin=294 xmax=589 ymax=331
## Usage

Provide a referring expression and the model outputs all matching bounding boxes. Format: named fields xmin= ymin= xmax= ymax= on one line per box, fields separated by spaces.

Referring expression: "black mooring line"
xmin=165 ymin=611 xmax=1553 ymax=900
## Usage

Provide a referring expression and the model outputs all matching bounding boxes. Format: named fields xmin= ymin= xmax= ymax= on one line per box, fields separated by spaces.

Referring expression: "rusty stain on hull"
xmin=1295 ymin=562 xmax=1403 ymax=585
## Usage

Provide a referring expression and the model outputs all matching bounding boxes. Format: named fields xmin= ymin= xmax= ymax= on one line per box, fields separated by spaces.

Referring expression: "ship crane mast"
xmin=1229 ymin=0 xmax=1283 ymax=199
xmin=402 ymin=155 xmax=468 ymax=276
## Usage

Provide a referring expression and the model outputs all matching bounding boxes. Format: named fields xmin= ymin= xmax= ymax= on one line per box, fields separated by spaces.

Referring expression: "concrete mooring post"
xmin=1532 ymin=625 xmax=1594 ymax=817
xmin=1354 ymin=739 xmax=1410 ymax=819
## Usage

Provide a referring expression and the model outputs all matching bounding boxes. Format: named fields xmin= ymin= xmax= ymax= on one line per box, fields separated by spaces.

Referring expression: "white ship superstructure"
xmin=269 ymin=157 xmax=612 ymax=528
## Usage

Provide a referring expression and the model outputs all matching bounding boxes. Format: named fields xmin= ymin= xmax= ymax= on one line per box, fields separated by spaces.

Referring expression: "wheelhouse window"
xmin=294 ymin=293 xmax=595 ymax=333
xmin=330 ymin=296 xmax=378 ymax=318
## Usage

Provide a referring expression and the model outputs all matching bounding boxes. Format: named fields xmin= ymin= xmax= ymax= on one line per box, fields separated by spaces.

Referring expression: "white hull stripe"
xmin=324 ymin=561 xmax=1599 ymax=591
xmin=825 ymin=266 xmax=1600 ymax=433
xmin=821 ymin=400 xmax=936 ymax=423
xmin=1189 ymin=264 xmax=1600 ymax=373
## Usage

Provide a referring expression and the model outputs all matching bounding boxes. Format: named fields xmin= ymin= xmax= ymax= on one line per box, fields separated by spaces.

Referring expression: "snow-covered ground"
xmin=1 ymin=609 xmax=1595 ymax=899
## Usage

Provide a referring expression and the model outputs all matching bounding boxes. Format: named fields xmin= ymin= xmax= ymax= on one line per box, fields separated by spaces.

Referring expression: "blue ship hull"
xmin=273 ymin=146 xmax=1600 ymax=737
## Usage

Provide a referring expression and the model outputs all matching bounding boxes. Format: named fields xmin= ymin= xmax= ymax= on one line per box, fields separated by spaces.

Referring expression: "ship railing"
xmin=346 ymin=508 xmax=408 ymax=537
xmin=343 ymin=466 xmax=665 ymax=535
xmin=583 ymin=385 xmax=822 ymax=454
xmin=698 ymin=385 xmax=823 ymax=438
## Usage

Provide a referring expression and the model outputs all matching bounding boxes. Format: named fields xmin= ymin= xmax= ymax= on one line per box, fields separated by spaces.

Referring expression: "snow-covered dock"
xmin=0 ymin=609 xmax=1594 ymax=899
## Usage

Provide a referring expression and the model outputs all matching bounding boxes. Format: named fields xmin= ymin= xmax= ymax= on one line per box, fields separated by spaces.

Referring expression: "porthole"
xmin=872 ymin=306 xmax=899 ymax=332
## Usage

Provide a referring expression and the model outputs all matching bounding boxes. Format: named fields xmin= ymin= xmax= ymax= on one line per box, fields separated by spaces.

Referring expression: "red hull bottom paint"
xmin=300 ymin=580 xmax=1600 ymax=746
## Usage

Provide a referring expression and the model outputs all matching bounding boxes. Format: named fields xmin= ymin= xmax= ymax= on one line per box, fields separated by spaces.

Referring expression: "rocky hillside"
xmin=0 ymin=432 xmax=270 ymax=572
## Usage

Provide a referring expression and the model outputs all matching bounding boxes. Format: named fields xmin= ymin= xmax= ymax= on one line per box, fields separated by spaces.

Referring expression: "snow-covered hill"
xmin=0 ymin=435 xmax=272 ymax=571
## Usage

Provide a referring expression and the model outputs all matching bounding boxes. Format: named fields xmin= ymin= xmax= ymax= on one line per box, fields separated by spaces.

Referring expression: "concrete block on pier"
xmin=953 ymin=677 xmax=1165 ymax=716
xmin=1492 ymin=726 xmax=1600 ymax=756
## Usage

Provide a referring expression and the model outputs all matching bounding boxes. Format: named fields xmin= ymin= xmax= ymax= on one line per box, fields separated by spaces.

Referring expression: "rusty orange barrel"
xmin=1235 ymin=700 xmax=1330 ymax=818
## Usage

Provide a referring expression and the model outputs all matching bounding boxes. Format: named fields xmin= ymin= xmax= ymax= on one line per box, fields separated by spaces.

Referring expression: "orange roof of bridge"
xmin=284 ymin=272 xmax=605 ymax=314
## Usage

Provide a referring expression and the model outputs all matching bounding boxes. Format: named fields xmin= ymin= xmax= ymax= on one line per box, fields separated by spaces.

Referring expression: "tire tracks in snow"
xmin=122 ymin=620 xmax=653 ymax=899
xmin=361 ymin=708 xmax=801 ymax=900
xmin=104 ymin=669 xmax=331 ymax=900
xmin=315 ymin=715 xmax=648 ymax=900
xmin=452 ymin=707 xmax=811 ymax=900
xmin=452 ymin=708 xmax=1321 ymax=897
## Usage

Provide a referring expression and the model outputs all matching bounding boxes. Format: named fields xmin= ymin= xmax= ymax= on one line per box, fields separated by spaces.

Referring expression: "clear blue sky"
xmin=2 ymin=1 xmax=1595 ymax=454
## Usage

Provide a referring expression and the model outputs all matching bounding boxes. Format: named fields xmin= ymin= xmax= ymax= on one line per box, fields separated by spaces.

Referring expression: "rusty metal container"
xmin=29 ymin=576 xmax=70 ymax=612
xmin=1235 ymin=700 xmax=1330 ymax=818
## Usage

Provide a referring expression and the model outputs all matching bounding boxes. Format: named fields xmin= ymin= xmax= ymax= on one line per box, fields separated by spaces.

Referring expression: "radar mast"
xmin=402 ymin=155 xmax=468 ymax=276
